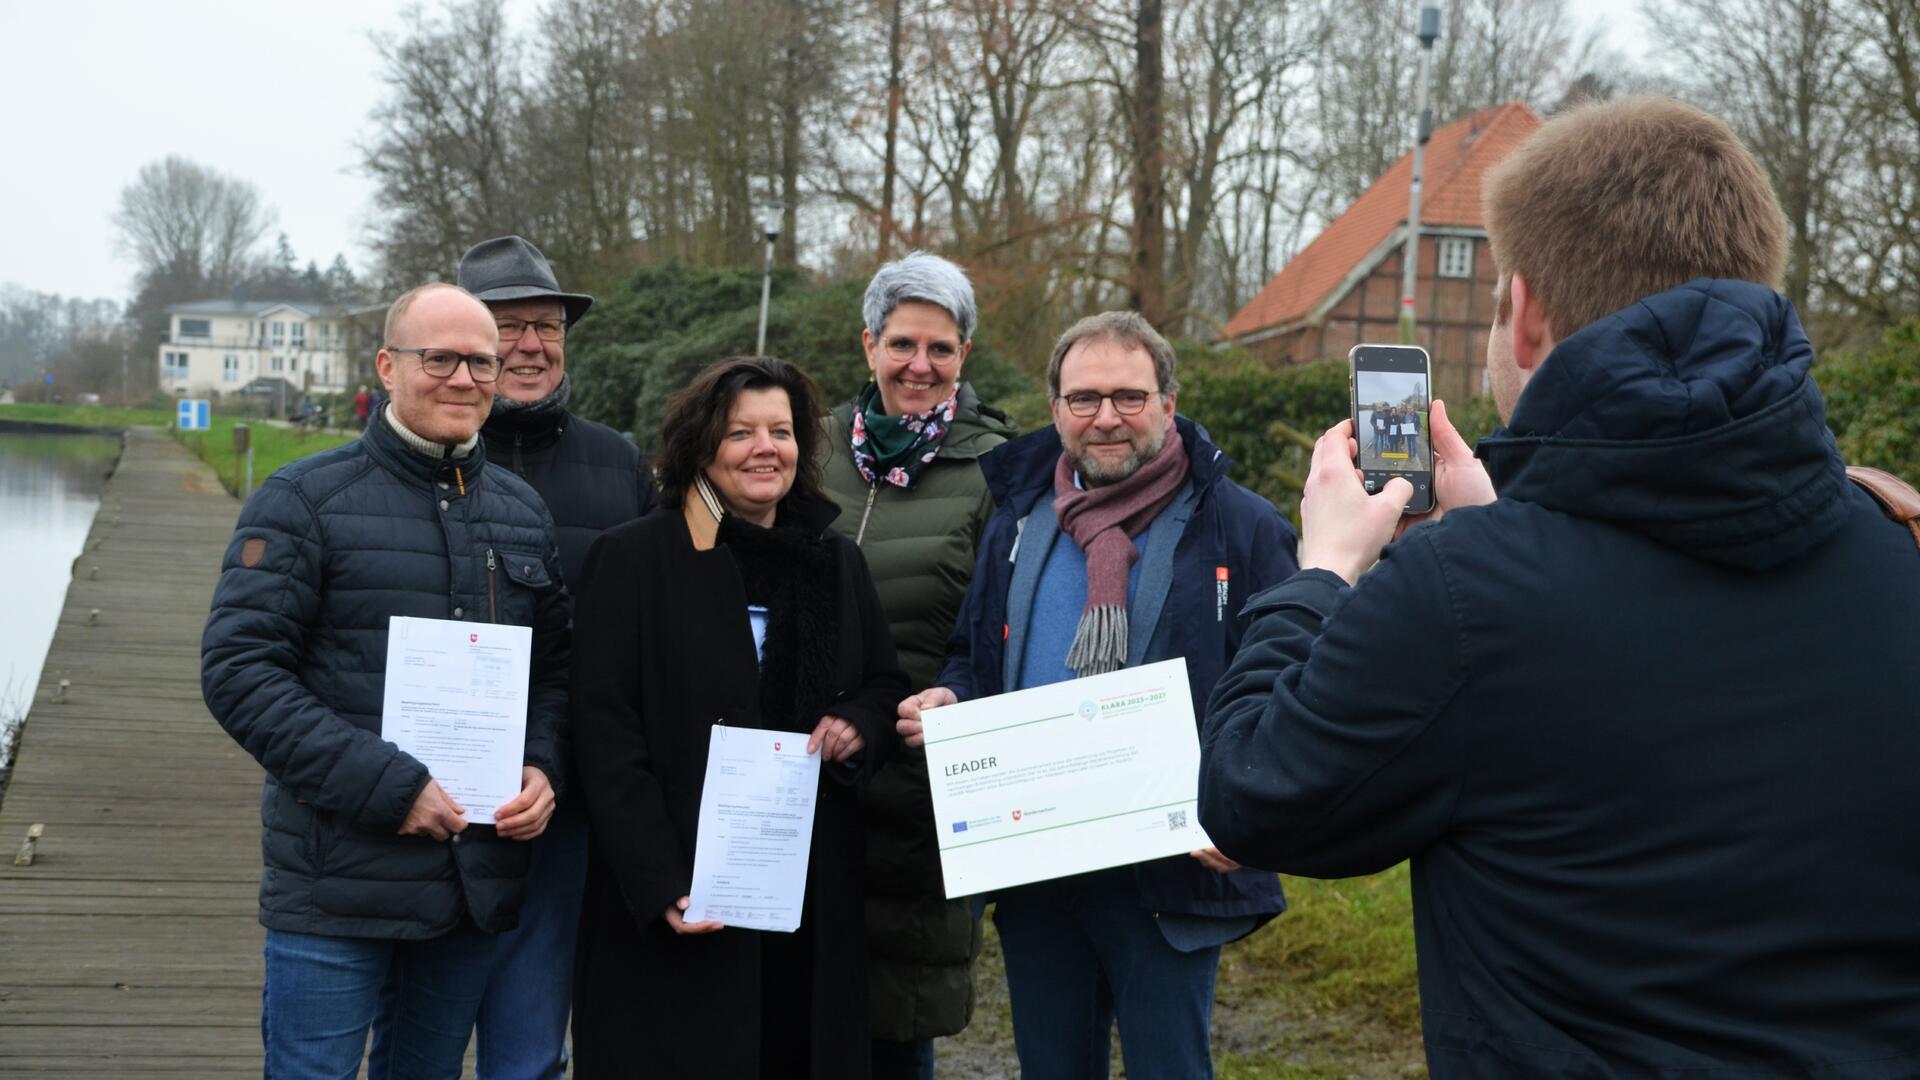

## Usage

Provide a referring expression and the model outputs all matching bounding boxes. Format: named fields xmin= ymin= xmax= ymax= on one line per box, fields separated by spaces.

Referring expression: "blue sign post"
xmin=177 ymin=399 xmax=211 ymax=431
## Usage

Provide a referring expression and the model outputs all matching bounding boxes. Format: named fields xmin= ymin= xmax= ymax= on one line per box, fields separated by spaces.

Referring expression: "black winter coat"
xmin=202 ymin=408 xmax=570 ymax=938
xmin=1202 ymin=280 xmax=1920 ymax=1076
xmin=569 ymin=498 xmax=907 ymax=1080
xmin=481 ymin=403 xmax=653 ymax=589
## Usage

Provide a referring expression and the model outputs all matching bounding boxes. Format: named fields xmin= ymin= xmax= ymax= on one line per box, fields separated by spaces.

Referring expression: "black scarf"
xmin=485 ymin=372 xmax=574 ymax=437
xmin=717 ymin=513 xmax=840 ymax=733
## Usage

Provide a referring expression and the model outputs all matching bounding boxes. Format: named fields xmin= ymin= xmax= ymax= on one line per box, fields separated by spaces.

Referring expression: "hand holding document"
xmin=922 ymin=658 xmax=1211 ymax=897
xmin=685 ymin=726 xmax=822 ymax=932
xmin=380 ymin=616 xmax=531 ymax=826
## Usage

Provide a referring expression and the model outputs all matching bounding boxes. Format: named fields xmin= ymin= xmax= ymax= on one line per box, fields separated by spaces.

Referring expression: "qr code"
xmin=1167 ymin=810 xmax=1188 ymax=831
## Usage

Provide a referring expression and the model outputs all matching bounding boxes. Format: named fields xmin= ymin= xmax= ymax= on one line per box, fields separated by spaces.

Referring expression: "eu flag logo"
xmin=950 ymin=821 xmax=969 ymax=833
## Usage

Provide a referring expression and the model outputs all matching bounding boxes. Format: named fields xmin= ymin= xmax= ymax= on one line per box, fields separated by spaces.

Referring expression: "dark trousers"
xmin=871 ymin=1036 xmax=935 ymax=1080
xmin=992 ymin=870 xmax=1220 ymax=1080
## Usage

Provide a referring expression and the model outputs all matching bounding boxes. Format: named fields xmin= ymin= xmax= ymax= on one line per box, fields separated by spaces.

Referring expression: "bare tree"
xmin=111 ymin=156 xmax=276 ymax=291
xmin=360 ymin=0 xmax=528 ymax=290
xmin=1647 ymin=0 xmax=1861 ymax=313
xmin=1823 ymin=0 xmax=1920 ymax=331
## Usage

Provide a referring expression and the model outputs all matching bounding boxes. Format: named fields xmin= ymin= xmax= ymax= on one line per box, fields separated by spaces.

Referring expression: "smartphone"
xmin=1348 ymin=344 xmax=1434 ymax=515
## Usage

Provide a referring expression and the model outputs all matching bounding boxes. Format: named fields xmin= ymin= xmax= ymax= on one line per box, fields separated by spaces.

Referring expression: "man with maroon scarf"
xmin=897 ymin=311 xmax=1297 ymax=1078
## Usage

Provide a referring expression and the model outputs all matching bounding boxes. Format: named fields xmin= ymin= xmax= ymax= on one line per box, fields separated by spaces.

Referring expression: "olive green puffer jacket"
xmin=822 ymin=382 xmax=1017 ymax=1042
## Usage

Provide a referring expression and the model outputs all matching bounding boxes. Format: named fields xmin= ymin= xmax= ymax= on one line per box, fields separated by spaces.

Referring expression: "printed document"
xmin=685 ymin=725 xmax=822 ymax=932
xmin=923 ymin=658 xmax=1210 ymax=896
xmin=380 ymin=616 xmax=531 ymax=825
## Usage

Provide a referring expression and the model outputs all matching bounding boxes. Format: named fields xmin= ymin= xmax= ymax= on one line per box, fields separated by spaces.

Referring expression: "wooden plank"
xmin=0 ymin=429 xmax=268 ymax=1071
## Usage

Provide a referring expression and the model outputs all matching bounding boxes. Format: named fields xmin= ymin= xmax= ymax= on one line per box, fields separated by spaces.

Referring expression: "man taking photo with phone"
xmin=1198 ymin=97 xmax=1920 ymax=1077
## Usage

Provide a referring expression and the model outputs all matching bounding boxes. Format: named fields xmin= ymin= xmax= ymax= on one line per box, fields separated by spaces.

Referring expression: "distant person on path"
xmin=202 ymin=283 xmax=570 ymax=1078
xmin=1200 ymin=97 xmax=1920 ymax=1075
xmin=459 ymin=234 xmax=654 ymax=1079
xmin=820 ymin=253 xmax=1017 ymax=1079
xmin=354 ymin=383 xmax=372 ymax=430
xmin=896 ymin=312 xmax=1294 ymax=1080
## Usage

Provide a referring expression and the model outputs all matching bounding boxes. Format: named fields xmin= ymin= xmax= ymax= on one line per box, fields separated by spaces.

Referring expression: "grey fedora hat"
xmin=457 ymin=236 xmax=594 ymax=324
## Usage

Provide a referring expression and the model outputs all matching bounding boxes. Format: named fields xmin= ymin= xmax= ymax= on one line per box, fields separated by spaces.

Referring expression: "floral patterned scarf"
xmin=848 ymin=382 xmax=958 ymax=489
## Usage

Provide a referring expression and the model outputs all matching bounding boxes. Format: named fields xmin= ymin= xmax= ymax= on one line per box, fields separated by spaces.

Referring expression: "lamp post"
xmin=755 ymin=198 xmax=784 ymax=355
xmin=1398 ymin=5 xmax=1442 ymax=345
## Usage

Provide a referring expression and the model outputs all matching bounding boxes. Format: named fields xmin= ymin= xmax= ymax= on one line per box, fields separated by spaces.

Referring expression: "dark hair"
xmin=655 ymin=356 xmax=827 ymax=513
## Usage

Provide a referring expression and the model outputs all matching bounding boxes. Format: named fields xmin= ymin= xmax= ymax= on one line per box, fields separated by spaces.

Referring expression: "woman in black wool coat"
xmin=569 ymin=356 xmax=907 ymax=1079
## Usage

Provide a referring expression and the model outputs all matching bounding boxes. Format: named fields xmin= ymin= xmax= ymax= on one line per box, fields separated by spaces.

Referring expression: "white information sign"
xmin=379 ymin=616 xmax=531 ymax=825
xmin=922 ymin=657 xmax=1211 ymax=897
xmin=685 ymin=725 xmax=822 ymax=932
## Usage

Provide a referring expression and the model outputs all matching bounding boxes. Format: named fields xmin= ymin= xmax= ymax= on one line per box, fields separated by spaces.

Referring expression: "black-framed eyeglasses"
xmin=387 ymin=347 xmax=505 ymax=383
xmin=882 ymin=337 xmax=962 ymax=363
xmin=497 ymin=318 xmax=566 ymax=342
xmin=1058 ymin=389 xmax=1155 ymax=417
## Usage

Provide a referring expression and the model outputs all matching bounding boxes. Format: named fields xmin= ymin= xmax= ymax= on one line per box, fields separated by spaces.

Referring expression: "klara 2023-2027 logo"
xmin=1077 ymin=700 xmax=1099 ymax=721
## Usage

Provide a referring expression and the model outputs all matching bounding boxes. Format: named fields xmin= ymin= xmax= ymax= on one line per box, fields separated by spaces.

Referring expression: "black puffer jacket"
xmin=202 ymin=407 xmax=570 ymax=939
xmin=482 ymin=400 xmax=653 ymax=588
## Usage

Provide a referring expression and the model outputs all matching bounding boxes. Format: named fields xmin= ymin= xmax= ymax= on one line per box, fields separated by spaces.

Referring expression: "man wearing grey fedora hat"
xmin=459 ymin=235 xmax=653 ymax=1079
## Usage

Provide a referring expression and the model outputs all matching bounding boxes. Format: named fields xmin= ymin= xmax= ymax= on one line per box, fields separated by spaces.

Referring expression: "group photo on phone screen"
xmin=1355 ymin=370 xmax=1430 ymax=472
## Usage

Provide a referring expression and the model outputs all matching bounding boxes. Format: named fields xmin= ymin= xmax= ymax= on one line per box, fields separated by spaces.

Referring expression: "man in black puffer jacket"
xmin=1200 ymin=98 xmax=1920 ymax=1078
xmin=459 ymin=235 xmax=654 ymax=1079
xmin=203 ymin=283 xmax=570 ymax=1079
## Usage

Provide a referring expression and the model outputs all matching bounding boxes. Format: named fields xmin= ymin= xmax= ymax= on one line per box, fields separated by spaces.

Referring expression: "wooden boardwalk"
xmin=0 ymin=428 xmax=263 ymax=1076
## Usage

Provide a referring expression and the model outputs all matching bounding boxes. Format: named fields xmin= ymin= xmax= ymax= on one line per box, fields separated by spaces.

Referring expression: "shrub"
xmin=1814 ymin=321 xmax=1920 ymax=484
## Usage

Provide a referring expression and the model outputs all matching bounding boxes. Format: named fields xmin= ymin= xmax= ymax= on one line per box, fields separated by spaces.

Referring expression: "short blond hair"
xmin=1483 ymin=97 xmax=1787 ymax=335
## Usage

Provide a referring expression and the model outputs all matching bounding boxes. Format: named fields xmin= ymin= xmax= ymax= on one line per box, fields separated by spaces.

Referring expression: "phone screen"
xmin=1349 ymin=345 xmax=1434 ymax=514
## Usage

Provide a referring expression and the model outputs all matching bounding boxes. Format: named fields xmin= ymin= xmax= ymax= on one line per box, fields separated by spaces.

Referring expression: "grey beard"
xmin=1071 ymin=424 xmax=1168 ymax=487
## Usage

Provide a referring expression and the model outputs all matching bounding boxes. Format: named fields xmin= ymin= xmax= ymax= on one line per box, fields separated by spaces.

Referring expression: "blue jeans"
xmin=993 ymin=870 xmax=1220 ymax=1080
xmin=474 ymin=802 xmax=589 ymax=1080
xmin=262 ymin=921 xmax=496 ymax=1080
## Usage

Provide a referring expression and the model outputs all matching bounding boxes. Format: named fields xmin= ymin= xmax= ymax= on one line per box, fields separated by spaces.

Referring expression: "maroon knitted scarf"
xmin=1052 ymin=432 xmax=1189 ymax=677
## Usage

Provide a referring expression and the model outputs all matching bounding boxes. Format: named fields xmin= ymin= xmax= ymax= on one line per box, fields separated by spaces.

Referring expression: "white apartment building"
xmin=156 ymin=300 xmax=360 ymax=400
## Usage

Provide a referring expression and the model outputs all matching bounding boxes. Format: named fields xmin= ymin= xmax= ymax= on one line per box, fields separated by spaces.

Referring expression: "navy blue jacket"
xmin=941 ymin=417 xmax=1295 ymax=919
xmin=1202 ymin=280 xmax=1920 ymax=1076
xmin=203 ymin=408 xmax=570 ymax=939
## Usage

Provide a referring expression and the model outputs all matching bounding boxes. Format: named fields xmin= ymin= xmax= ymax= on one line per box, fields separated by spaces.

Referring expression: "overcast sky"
xmin=1 ymin=0 xmax=1648 ymax=306
xmin=0 ymin=0 xmax=536 ymax=303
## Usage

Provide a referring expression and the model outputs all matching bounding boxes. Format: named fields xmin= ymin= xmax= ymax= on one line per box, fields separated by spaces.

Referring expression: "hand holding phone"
xmin=1348 ymin=344 xmax=1435 ymax=515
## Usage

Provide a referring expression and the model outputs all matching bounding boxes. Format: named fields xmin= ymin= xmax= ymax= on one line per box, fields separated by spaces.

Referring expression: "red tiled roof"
xmin=1221 ymin=101 xmax=1541 ymax=341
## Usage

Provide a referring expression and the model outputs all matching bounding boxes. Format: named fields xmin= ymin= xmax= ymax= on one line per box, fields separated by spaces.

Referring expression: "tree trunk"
xmin=1129 ymin=0 xmax=1167 ymax=326
xmin=880 ymin=0 xmax=905 ymax=261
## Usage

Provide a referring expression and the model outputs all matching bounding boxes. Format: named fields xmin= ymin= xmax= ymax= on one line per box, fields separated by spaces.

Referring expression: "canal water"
xmin=0 ymin=428 xmax=122 ymax=766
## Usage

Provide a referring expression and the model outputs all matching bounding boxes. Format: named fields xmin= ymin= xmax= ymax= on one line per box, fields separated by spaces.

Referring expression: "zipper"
xmin=486 ymin=548 xmax=498 ymax=623
xmin=512 ymin=433 xmax=524 ymax=476
xmin=854 ymin=485 xmax=878 ymax=546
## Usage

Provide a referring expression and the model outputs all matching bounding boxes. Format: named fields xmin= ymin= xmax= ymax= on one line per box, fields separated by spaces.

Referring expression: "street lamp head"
xmin=761 ymin=199 xmax=784 ymax=243
xmin=1418 ymin=5 xmax=1440 ymax=47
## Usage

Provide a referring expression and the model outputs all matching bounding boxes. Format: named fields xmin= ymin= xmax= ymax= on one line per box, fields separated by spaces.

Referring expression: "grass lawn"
xmin=0 ymin=403 xmax=355 ymax=498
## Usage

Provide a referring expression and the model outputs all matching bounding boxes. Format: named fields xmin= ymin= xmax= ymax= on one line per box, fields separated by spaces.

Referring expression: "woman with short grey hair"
xmin=823 ymin=251 xmax=1017 ymax=1079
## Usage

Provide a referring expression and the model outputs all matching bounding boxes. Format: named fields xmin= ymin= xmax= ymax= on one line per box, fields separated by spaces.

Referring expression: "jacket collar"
xmin=362 ymin=404 xmax=491 ymax=487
